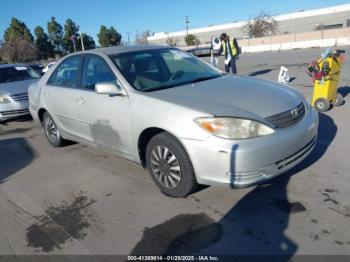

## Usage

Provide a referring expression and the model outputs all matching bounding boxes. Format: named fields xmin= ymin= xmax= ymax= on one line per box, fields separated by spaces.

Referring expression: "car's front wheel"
xmin=146 ymin=132 xmax=198 ymax=197
xmin=43 ymin=112 xmax=65 ymax=147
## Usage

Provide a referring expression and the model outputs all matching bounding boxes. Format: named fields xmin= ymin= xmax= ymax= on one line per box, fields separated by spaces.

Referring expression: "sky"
xmin=0 ymin=0 xmax=349 ymax=43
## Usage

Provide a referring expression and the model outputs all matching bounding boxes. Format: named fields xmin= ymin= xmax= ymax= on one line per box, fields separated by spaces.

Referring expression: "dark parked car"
xmin=28 ymin=63 xmax=45 ymax=76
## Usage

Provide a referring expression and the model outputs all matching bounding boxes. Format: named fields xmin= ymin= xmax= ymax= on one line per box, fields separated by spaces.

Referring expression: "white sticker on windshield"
xmin=170 ymin=50 xmax=192 ymax=60
xmin=15 ymin=66 xmax=27 ymax=71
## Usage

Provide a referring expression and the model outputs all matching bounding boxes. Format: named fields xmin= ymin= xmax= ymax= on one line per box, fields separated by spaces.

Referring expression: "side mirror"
xmin=95 ymin=81 xmax=126 ymax=96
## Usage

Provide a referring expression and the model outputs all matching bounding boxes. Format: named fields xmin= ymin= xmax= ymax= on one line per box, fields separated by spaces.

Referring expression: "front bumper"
xmin=0 ymin=101 xmax=29 ymax=121
xmin=181 ymin=105 xmax=319 ymax=188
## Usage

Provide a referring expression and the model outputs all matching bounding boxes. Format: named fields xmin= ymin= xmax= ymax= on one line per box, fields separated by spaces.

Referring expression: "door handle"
xmin=76 ymin=97 xmax=85 ymax=105
xmin=44 ymin=91 xmax=51 ymax=97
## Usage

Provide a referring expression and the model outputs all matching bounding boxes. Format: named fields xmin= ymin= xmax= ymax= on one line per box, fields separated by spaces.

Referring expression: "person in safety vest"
xmin=217 ymin=32 xmax=240 ymax=74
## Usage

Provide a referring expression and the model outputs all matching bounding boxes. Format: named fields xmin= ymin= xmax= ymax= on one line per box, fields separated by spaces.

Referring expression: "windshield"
xmin=110 ymin=48 xmax=221 ymax=92
xmin=0 ymin=66 xmax=40 ymax=84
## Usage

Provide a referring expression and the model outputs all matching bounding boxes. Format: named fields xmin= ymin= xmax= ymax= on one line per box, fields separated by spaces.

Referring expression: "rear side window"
xmin=47 ymin=56 xmax=81 ymax=88
xmin=81 ymin=55 xmax=116 ymax=90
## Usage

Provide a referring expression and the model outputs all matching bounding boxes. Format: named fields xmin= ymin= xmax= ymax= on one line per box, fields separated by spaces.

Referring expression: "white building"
xmin=147 ymin=4 xmax=350 ymax=46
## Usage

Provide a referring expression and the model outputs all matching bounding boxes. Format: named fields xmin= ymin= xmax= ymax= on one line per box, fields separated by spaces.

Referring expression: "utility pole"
xmin=185 ymin=16 xmax=189 ymax=36
xmin=126 ymin=32 xmax=130 ymax=45
xmin=135 ymin=30 xmax=139 ymax=43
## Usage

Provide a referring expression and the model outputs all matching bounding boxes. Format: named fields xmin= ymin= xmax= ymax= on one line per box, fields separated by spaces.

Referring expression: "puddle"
xmin=26 ymin=195 xmax=96 ymax=252
xmin=130 ymin=213 xmax=222 ymax=255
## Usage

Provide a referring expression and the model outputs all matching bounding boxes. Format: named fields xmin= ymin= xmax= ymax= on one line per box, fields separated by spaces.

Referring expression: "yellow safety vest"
xmin=222 ymin=39 xmax=238 ymax=57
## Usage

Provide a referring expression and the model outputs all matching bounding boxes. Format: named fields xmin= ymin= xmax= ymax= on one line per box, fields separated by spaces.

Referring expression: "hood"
xmin=144 ymin=75 xmax=303 ymax=120
xmin=0 ymin=79 xmax=38 ymax=95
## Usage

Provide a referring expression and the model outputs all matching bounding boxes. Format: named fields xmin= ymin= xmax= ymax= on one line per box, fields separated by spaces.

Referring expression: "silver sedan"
xmin=0 ymin=64 xmax=40 ymax=122
xmin=28 ymin=46 xmax=318 ymax=197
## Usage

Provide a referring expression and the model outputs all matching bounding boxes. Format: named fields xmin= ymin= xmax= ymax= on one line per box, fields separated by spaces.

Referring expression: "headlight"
xmin=0 ymin=96 xmax=10 ymax=104
xmin=194 ymin=117 xmax=275 ymax=139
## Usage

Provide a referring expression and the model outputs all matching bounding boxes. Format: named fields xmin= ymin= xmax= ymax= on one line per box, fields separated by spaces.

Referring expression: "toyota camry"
xmin=28 ymin=46 xmax=318 ymax=197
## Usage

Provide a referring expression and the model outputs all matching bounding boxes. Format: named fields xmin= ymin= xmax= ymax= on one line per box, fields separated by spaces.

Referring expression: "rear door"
xmin=75 ymin=54 xmax=132 ymax=157
xmin=44 ymin=55 xmax=82 ymax=138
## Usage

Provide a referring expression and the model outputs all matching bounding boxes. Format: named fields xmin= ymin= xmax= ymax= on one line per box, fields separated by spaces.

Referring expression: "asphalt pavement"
xmin=0 ymin=47 xmax=350 ymax=256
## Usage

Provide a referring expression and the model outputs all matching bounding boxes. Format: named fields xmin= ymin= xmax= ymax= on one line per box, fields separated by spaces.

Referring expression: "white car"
xmin=0 ymin=64 xmax=40 ymax=121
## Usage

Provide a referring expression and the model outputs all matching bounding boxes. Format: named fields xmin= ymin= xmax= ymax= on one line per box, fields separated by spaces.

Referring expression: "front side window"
xmin=110 ymin=48 xmax=221 ymax=92
xmin=47 ymin=55 xmax=80 ymax=88
xmin=81 ymin=55 xmax=116 ymax=90
xmin=0 ymin=66 xmax=40 ymax=84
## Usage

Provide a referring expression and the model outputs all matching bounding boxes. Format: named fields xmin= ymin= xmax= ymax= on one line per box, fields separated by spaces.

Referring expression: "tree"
xmin=34 ymin=26 xmax=54 ymax=59
xmin=108 ymin=27 xmax=122 ymax=46
xmin=4 ymin=17 xmax=34 ymax=43
xmin=63 ymin=19 xmax=80 ymax=53
xmin=97 ymin=25 xmax=122 ymax=47
xmin=47 ymin=17 xmax=63 ymax=54
xmin=184 ymin=34 xmax=198 ymax=46
xmin=78 ymin=33 xmax=96 ymax=50
xmin=97 ymin=25 xmax=109 ymax=47
xmin=166 ymin=37 xmax=179 ymax=47
xmin=136 ymin=31 xmax=150 ymax=45
xmin=0 ymin=37 xmax=37 ymax=63
xmin=244 ymin=12 xmax=278 ymax=38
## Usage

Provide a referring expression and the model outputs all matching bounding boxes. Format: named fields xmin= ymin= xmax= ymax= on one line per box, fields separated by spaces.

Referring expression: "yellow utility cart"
xmin=308 ymin=49 xmax=345 ymax=112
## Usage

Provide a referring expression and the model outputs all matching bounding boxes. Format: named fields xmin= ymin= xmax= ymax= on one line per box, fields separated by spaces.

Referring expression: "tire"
xmin=146 ymin=132 xmax=198 ymax=197
xmin=314 ymin=98 xmax=330 ymax=112
xmin=42 ymin=112 xmax=65 ymax=147
xmin=332 ymin=93 xmax=344 ymax=107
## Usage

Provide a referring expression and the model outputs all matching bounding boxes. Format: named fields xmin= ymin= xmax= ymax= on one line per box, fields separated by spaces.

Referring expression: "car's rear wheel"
xmin=314 ymin=98 xmax=330 ymax=112
xmin=146 ymin=132 xmax=198 ymax=197
xmin=43 ymin=112 xmax=65 ymax=147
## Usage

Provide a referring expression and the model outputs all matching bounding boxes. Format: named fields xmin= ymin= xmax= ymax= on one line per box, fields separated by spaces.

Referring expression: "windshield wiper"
xmin=143 ymin=84 xmax=180 ymax=92
xmin=142 ymin=75 xmax=221 ymax=92
xmin=190 ymin=75 xmax=220 ymax=84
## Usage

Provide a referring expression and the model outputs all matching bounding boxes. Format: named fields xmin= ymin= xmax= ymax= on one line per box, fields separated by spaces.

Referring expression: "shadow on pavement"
xmin=248 ymin=69 xmax=273 ymax=77
xmin=289 ymin=77 xmax=297 ymax=83
xmin=0 ymin=114 xmax=33 ymax=126
xmin=0 ymin=138 xmax=36 ymax=184
xmin=204 ymin=112 xmax=336 ymax=256
xmin=130 ymin=112 xmax=337 ymax=257
xmin=338 ymin=86 xmax=350 ymax=99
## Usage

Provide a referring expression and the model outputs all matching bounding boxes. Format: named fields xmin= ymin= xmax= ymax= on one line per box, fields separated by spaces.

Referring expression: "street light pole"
xmin=80 ymin=33 xmax=85 ymax=51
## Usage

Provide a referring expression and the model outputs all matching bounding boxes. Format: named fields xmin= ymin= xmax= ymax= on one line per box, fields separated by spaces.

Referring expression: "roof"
xmin=82 ymin=45 xmax=171 ymax=56
xmin=0 ymin=63 xmax=26 ymax=69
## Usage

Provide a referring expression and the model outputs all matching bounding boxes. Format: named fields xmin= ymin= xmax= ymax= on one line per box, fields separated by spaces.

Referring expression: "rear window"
xmin=0 ymin=66 xmax=40 ymax=84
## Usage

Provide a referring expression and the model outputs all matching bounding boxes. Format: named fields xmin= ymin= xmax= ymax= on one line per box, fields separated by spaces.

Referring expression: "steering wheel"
xmin=169 ymin=70 xmax=185 ymax=81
